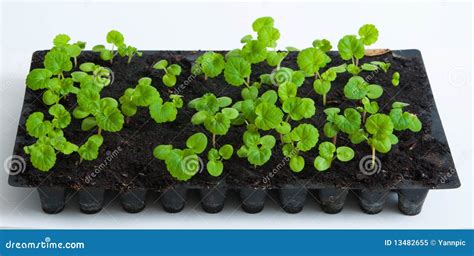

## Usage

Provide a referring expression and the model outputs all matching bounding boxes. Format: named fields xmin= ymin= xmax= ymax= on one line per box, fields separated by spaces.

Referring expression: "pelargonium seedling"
xmin=71 ymin=62 xmax=112 ymax=91
xmin=239 ymin=16 xmax=281 ymax=65
xmin=322 ymin=107 xmax=362 ymax=145
xmin=237 ymin=129 xmax=276 ymax=168
xmin=119 ymin=77 xmax=183 ymax=124
xmin=78 ymin=134 xmax=103 ymax=162
xmin=24 ymin=109 xmax=78 ymax=171
xmin=93 ymin=30 xmax=142 ymax=64
xmin=312 ymin=64 xmax=347 ymax=105
xmin=281 ymin=123 xmax=319 ymax=172
xmin=52 ymin=34 xmax=86 ymax=67
xmin=191 ymin=51 xmax=225 ymax=80
xmin=314 ymin=142 xmax=355 ymax=171
xmin=337 ymin=24 xmax=379 ymax=75
xmin=153 ymin=132 xmax=208 ymax=181
xmin=74 ymin=88 xmax=124 ymax=134
xmin=392 ymin=72 xmax=400 ymax=86
xmin=189 ymin=93 xmax=238 ymax=147
xmin=343 ymin=76 xmax=383 ymax=101
xmin=296 ymin=46 xmax=331 ymax=77
xmin=153 ymin=59 xmax=182 ymax=87
xmin=207 ymin=144 xmax=234 ymax=177
xmin=357 ymin=97 xmax=379 ymax=122
xmin=224 ymin=56 xmax=252 ymax=87
xmin=389 ymin=102 xmax=422 ymax=132
xmin=364 ymin=113 xmax=398 ymax=166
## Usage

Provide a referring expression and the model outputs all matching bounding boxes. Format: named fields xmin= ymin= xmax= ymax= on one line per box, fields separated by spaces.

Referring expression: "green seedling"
xmin=224 ymin=56 xmax=252 ymax=87
xmin=239 ymin=17 xmax=281 ymax=64
xmin=389 ymin=102 xmax=422 ymax=132
xmin=93 ymin=30 xmax=142 ymax=64
xmin=207 ymin=144 xmax=234 ymax=177
xmin=119 ymin=77 xmax=182 ymax=124
xmin=313 ymin=64 xmax=347 ymax=105
xmin=343 ymin=76 xmax=383 ymax=100
xmin=189 ymin=93 xmax=238 ymax=147
xmin=357 ymin=97 xmax=379 ymax=123
xmin=78 ymin=134 xmax=103 ymax=162
xmin=153 ymin=59 xmax=182 ymax=87
xmin=153 ymin=133 xmax=208 ymax=181
xmin=392 ymin=72 xmax=400 ymax=86
xmin=27 ymin=66 xmax=78 ymax=106
xmin=74 ymin=88 xmax=124 ymax=134
xmin=24 ymin=109 xmax=78 ymax=171
xmin=192 ymin=51 xmax=225 ymax=80
xmin=296 ymin=47 xmax=331 ymax=77
xmin=72 ymin=62 xmax=112 ymax=91
xmin=365 ymin=113 xmax=398 ymax=166
xmin=362 ymin=61 xmax=391 ymax=73
xmin=323 ymin=107 xmax=362 ymax=145
xmin=281 ymin=123 xmax=319 ymax=172
xmin=314 ymin=142 xmax=355 ymax=171
xmin=52 ymin=34 xmax=86 ymax=67
xmin=337 ymin=24 xmax=379 ymax=74
xmin=237 ymin=129 xmax=276 ymax=168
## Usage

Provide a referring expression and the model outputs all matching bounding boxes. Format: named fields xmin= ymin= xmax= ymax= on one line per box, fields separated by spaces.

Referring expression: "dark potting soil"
xmin=10 ymin=50 xmax=458 ymax=191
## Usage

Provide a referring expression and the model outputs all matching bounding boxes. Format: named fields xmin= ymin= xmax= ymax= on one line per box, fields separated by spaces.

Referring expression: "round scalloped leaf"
xmin=44 ymin=50 xmax=72 ymax=75
xmin=289 ymin=124 xmax=319 ymax=152
xmin=26 ymin=112 xmax=52 ymax=138
xmin=219 ymin=144 xmax=234 ymax=160
xmin=29 ymin=143 xmax=56 ymax=172
xmin=314 ymin=156 xmax=332 ymax=172
xmin=49 ymin=104 xmax=71 ymax=129
xmin=337 ymin=35 xmax=364 ymax=61
xmin=297 ymin=47 xmax=330 ymax=76
xmin=319 ymin=142 xmax=336 ymax=159
xmin=106 ymin=30 xmax=124 ymax=46
xmin=207 ymin=160 xmax=224 ymax=177
xmin=290 ymin=155 xmax=305 ymax=173
xmin=53 ymin=34 xmax=70 ymax=46
xmin=343 ymin=76 xmax=368 ymax=100
xmin=252 ymin=17 xmax=274 ymax=32
xmin=336 ymin=146 xmax=355 ymax=162
xmin=358 ymin=24 xmax=379 ymax=46
xmin=224 ymin=57 xmax=251 ymax=86
xmin=255 ymin=102 xmax=283 ymax=131
xmin=26 ymin=69 xmax=52 ymax=90
xmin=241 ymin=40 xmax=267 ymax=64
xmin=365 ymin=114 xmax=394 ymax=138
xmin=186 ymin=132 xmax=208 ymax=154
xmin=200 ymin=52 xmax=225 ymax=78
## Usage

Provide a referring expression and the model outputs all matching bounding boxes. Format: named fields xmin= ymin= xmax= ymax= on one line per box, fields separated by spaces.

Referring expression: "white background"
xmin=0 ymin=0 xmax=472 ymax=229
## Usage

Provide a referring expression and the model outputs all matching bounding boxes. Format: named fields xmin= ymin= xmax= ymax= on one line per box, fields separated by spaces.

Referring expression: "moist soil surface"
xmin=10 ymin=50 xmax=458 ymax=191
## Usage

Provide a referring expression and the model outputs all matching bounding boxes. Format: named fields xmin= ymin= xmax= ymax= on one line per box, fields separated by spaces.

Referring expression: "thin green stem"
xmin=371 ymin=146 xmax=376 ymax=167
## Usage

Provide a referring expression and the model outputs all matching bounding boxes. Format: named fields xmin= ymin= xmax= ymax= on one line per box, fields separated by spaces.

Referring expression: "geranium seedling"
xmin=24 ymin=110 xmax=78 ymax=171
xmin=281 ymin=123 xmax=319 ymax=172
xmin=93 ymin=30 xmax=142 ymax=64
xmin=237 ymin=129 xmax=276 ymax=168
xmin=153 ymin=59 xmax=182 ymax=87
xmin=207 ymin=144 xmax=234 ymax=177
xmin=153 ymin=133 xmax=208 ymax=181
xmin=192 ymin=52 xmax=225 ymax=80
xmin=189 ymin=93 xmax=238 ymax=147
xmin=314 ymin=142 xmax=355 ymax=171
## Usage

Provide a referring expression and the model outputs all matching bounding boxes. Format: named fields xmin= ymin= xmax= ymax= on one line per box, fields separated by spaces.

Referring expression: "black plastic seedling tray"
xmin=8 ymin=50 xmax=460 ymax=215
